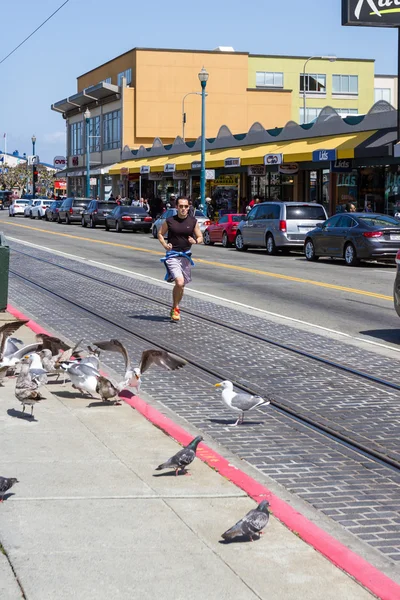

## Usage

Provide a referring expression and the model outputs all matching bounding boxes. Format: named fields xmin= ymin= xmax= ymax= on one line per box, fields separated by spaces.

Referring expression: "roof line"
xmin=249 ymin=53 xmax=374 ymax=62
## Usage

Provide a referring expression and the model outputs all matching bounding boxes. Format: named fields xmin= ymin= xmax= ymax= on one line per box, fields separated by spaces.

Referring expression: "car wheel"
xmin=304 ymin=239 xmax=319 ymax=261
xmin=203 ymin=231 xmax=214 ymax=246
xmin=105 ymin=221 xmax=110 ymax=231
xmin=344 ymin=243 xmax=359 ymax=266
xmin=222 ymin=231 xmax=231 ymax=248
xmin=45 ymin=214 xmax=48 ymax=221
xmin=90 ymin=218 xmax=96 ymax=229
xmin=65 ymin=214 xmax=70 ymax=225
xmin=235 ymin=232 xmax=248 ymax=252
xmin=116 ymin=221 xmax=122 ymax=233
xmin=81 ymin=217 xmax=87 ymax=228
xmin=37 ymin=213 xmax=42 ymax=220
xmin=29 ymin=212 xmax=33 ymax=219
xmin=8 ymin=211 xmax=13 ymax=217
xmin=57 ymin=215 xmax=62 ymax=224
xmin=266 ymin=234 xmax=277 ymax=255
xmin=152 ymin=226 xmax=158 ymax=239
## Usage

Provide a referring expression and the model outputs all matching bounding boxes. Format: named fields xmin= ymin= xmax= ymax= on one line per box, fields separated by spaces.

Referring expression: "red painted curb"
xmin=7 ymin=304 xmax=400 ymax=599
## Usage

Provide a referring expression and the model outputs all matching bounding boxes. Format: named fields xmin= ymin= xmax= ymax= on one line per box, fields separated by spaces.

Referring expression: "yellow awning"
xmin=109 ymin=131 xmax=375 ymax=175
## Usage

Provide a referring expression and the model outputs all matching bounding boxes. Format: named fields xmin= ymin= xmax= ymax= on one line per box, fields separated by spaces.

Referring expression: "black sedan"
xmin=304 ymin=213 xmax=400 ymax=266
xmin=45 ymin=200 xmax=62 ymax=221
xmin=105 ymin=206 xmax=153 ymax=233
xmin=82 ymin=200 xmax=117 ymax=228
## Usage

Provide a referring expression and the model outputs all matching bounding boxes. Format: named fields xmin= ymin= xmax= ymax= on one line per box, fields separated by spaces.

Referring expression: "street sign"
xmin=140 ymin=165 xmax=150 ymax=174
xmin=28 ymin=155 xmax=39 ymax=165
xmin=164 ymin=164 xmax=176 ymax=173
xmin=331 ymin=159 xmax=353 ymax=172
xmin=342 ymin=0 xmax=400 ymax=27
xmin=264 ymin=154 xmax=283 ymax=165
xmin=53 ymin=155 xmax=66 ymax=168
xmin=205 ymin=169 xmax=215 ymax=180
xmin=312 ymin=149 xmax=337 ymax=162
xmin=224 ymin=157 xmax=241 ymax=168
xmin=248 ymin=165 xmax=266 ymax=176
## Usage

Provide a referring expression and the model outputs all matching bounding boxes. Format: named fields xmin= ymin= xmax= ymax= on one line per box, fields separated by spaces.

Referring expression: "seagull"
xmin=61 ymin=361 xmax=100 ymax=397
xmin=26 ymin=353 xmax=48 ymax=386
xmin=0 ymin=320 xmax=28 ymax=362
xmin=0 ymin=319 xmax=40 ymax=370
xmin=221 ymin=500 xmax=270 ymax=542
xmin=15 ymin=356 xmax=46 ymax=416
xmin=93 ymin=339 xmax=187 ymax=393
xmin=0 ymin=477 xmax=19 ymax=503
xmin=155 ymin=435 xmax=203 ymax=476
xmin=214 ymin=380 xmax=270 ymax=426
xmin=40 ymin=339 xmax=83 ymax=381
xmin=35 ymin=333 xmax=72 ymax=356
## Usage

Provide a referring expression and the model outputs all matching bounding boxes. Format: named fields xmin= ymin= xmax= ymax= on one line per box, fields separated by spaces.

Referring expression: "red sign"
xmin=54 ymin=181 xmax=67 ymax=189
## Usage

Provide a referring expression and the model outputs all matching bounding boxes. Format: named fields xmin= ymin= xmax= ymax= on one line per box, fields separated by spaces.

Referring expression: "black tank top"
xmin=166 ymin=215 xmax=197 ymax=252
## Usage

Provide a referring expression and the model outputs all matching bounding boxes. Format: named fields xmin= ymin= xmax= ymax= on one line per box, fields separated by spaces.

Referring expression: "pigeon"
xmin=221 ymin=500 xmax=270 ymax=542
xmin=155 ymin=435 xmax=203 ymax=476
xmin=214 ymin=380 xmax=270 ymax=426
xmin=93 ymin=339 xmax=187 ymax=393
xmin=0 ymin=477 xmax=19 ymax=502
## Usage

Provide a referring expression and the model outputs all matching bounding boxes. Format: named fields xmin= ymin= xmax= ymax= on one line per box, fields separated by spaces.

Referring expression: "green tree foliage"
xmin=0 ymin=162 xmax=55 ymax=195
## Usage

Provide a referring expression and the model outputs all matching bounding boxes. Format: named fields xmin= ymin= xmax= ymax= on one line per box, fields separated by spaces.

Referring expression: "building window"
xmin=103 ymin=110 xmax=121 ymax=150
xmin=299 ymin=107 xmax=322 ymax=124
xmin=103 ymin=77 xmax=112 ymax=84
xmin=88 ymin=116 xmax=100 ymax=152
xmin=117 ymin=68 xmax=132 ymax=86
xmin=69 ymin=122 xmax=83 ymax=155
xmin=374 ymin=88 xmax=391 ymax=104
xmin=300 ymin=74 xmax=326 ymax=94
xmin=332 ymin=74 xmax=358 ymax=95
xmin=256 ymin=71 xmax=284 ymax=88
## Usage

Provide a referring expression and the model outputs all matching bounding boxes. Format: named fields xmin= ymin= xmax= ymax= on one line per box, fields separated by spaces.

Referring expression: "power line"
xmin=0 ymin=0 xmax=71 ymax=66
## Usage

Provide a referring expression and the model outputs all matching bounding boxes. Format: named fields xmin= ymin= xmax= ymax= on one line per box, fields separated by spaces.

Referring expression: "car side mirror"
xmin=316 ymin=222 xmax=323 ymax=229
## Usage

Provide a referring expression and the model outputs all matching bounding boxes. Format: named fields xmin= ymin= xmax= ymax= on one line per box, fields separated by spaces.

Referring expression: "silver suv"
xmin=235 ymin=201 xmax=328 ymax=254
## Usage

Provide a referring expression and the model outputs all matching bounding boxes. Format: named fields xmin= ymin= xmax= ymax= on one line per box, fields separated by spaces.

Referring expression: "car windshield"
xmin=195 ymin=211 xmax=205 ymax=217
xmin=359 ymin=215 xmax=400 ymax=228
xmin=121 ymin=207 xmax=147 ymax=214
xmin=232 ymin=215 xmax=245 ymax=222
xmin=73 ymin=200 xmax=90 ymax=208
xmin=286 ymin=205 xmax=326 ymax=220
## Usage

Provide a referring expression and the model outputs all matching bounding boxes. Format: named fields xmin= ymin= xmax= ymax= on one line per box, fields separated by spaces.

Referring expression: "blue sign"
xmin=312 ymin=149 xmax=337 ymax=162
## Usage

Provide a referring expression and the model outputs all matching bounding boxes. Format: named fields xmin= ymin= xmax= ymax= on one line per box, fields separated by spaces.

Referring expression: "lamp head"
xmin=31 ymin=135 xmax=36 ymax=144
xmin=198 ymin=67 xmax=209 ymax=83
xmin=84 ymin=108 xmax=91 ymax=120
xmin=321 ymin=55 xmax=337 ymax=62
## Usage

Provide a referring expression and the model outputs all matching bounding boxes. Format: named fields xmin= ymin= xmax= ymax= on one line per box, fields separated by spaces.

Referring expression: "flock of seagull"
xmin=0 ymin=318 xmax=271 ymax=541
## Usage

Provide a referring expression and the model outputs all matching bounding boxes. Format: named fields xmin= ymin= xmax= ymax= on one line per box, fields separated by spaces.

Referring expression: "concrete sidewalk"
xmin=0 ymin=316 xmax=374 ymax=600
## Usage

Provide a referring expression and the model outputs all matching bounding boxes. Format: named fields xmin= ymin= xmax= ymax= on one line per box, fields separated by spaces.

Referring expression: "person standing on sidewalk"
xmin=158 ymin=197 xmax=203 ymax=322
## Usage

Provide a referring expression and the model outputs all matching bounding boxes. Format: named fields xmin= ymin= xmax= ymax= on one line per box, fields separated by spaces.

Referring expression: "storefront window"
xmin=385 ymin=166 xmax=400 ymax=216
xmin=335 ymin=171 xmax=358 ymax=212
xmin=210 ymin=174 xmax=239 ymax=215
xmin=359 ymin=167 xmax=385 ymax=214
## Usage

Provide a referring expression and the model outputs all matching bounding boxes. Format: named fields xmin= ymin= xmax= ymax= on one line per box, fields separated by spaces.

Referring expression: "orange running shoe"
xmin=170 ymin=307 xmax=180 ymax=322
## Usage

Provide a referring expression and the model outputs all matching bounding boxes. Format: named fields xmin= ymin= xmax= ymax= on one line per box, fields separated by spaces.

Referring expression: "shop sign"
xmin=54 ymin=180 xmax=67 ymax=189
xmin=90 ymin=177 xmax=97 ymax=185
xmin=312 ymin=149 xmax=337 ymax=162
xmin=191 ymin=161 xmax=202 ymax=170
xmin=331 ymin=159 xmax=353 ymax=172
xmin=53 ymin=155 xmax=66 ymax=168
xmin=72 ymin=156 xmax=79 ymax=167
xmin=140 ymin=165 xmax=150 ymax=174
xmin=120 ymin=167 xmax=129 ymax=175
xmin=173 ymin=171 xmax=189 ymax=180
xmin=164 ymin=164 xmax=176 ymax=173
xmin=248 ymin=165 xmax=266 ymax=176
xmin=224 ymin=157 xmax=241 ymax=168
xmin=149 ymin=172 xmax=163 ymax=181
xmin=205 ymin=169 xmax=215 ymax=180
xmin=264 ymin=154 xmax=283 ymax=166
xmin=342 ymin=0 xmax=400 ymax=27
xmin=279 ymin=163 xmax=299 ymax=175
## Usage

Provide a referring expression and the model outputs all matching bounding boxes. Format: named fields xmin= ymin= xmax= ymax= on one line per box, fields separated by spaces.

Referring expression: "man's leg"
xmin=172 ymin=277 xmax=185 ymax=308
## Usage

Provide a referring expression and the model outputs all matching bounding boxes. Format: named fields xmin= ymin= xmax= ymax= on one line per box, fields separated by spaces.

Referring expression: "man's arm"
xmin=188 ymin=222 xmax=203 ymax=246
xmin=158 ymin=221 xmax=172 ymax=250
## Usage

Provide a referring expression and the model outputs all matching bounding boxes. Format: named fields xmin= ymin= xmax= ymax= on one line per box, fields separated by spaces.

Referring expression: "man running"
xmin=158 ymin=197 xmax=203 ymax=322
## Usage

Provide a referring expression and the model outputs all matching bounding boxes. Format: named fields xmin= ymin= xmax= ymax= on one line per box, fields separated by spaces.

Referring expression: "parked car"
xmin=204 ymin=213 xmax=246 ymax=247
xmin=23 ymin=199 xmax=36 ymax=217
xmin=304 ymin=213 xmax=400 ymax=266
xmin=8 ymin=199 xmax=30 ymax=217
xmin=0 ymin=190 xmax=12 ymax=210
xmin=152 ymin=208 xmax=210 ymax=238
xmin=45 ymin=200 xmax=62 ymax=221
xmin=81 ymin=200 xmax=117 ymax=228
xmin=235 ymin=202 xmax=328 ymax=254
xmin=105 ymin=206 xmax=153 ymax=233
xmin=30 ymin=199 xmax=53 ymax=219
xmin=58 ymin=197 xmax=91 ymax=224
xmin=394 ymin=249 xmax=400 ymax=316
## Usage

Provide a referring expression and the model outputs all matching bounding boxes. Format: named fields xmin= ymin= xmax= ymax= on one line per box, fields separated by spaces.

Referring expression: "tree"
xmin=0 ymin=162 xmax=56 ymax=195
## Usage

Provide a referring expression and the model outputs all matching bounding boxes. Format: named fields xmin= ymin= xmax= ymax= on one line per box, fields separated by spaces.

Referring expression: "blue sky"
xmin=0 ymin=0 xmax=397 ymax=163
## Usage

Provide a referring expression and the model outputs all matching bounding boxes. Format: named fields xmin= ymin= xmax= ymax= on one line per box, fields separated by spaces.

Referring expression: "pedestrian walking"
xmin=345 ymin=203 xmax=356 ymax=213
xmin=205 ymin=197 xmax=214 ymax=220
xmin=169 ymin=194 xmax=177 ymax=208
xmin=158 ymin=197 xmax=203 ymax=322
xmin=188 ymin=200 xmax=195 ymax=217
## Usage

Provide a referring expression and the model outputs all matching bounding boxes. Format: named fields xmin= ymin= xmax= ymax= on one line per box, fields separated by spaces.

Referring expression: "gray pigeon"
xmin=156 ymin=436 xmax=203 ymax=476
xmin=0 ymin=476 xmax=19 ymax=502
xmin=221 ymin=500 xmax=270 ymax=542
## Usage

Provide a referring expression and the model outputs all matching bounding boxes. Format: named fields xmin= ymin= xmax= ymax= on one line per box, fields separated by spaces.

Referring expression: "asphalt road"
xmin=1 ymin=209 xmax=400 ymax=353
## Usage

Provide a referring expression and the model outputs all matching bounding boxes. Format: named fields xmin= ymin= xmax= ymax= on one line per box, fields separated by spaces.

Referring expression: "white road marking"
xmin=7 ymin=235 xmax=400 ymax=354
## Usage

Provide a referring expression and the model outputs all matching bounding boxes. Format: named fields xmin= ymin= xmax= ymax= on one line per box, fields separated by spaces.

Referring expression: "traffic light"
xmin=33 ymin=169 xmax=38 ymax=183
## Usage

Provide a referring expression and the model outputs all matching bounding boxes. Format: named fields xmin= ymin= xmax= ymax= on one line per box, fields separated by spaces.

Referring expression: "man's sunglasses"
xmin=178 ymin=205 xmax=189 ymax=209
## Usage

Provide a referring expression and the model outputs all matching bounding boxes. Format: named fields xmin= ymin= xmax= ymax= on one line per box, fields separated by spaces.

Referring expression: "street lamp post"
xmin=182 ymin=92 xmax=203 ymax=142
xmin=31 ymin=135 xmax=36 ymax=197
xmin=198 ymin=67 xmax=209 ymax=212
xmin=302 ymin=55 xmax=337 ymax=124
xmin=84 ymin=108 xmax=91 ymax=198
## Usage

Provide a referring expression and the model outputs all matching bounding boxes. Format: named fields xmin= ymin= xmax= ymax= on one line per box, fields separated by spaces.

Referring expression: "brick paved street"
xmin=8 ymin=243 xmax=400 ymax=564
